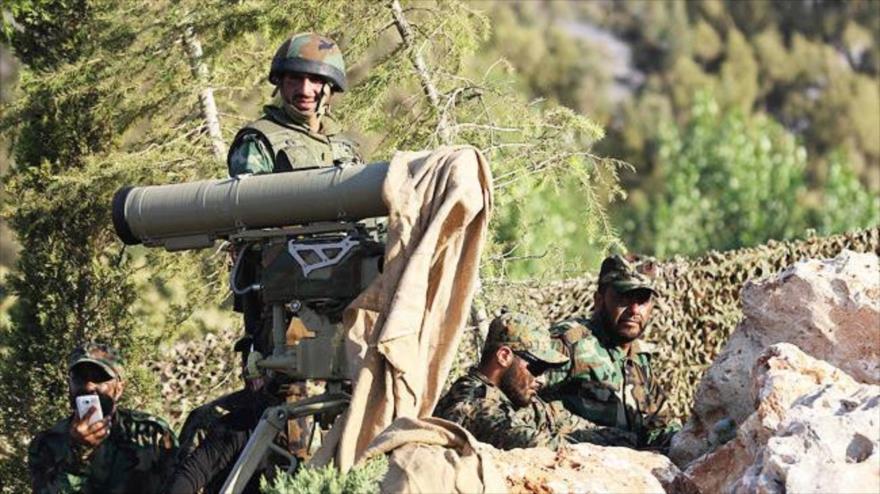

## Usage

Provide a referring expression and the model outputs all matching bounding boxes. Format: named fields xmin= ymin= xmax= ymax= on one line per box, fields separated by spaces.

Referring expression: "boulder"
xmin=684 ymin=343 xmax=880 ymax=494
xmin=670 ymin=250 xmax=880 ymax=465
xmin=490 ymin=443 xmax=697 ymax=493
xmin=734 ymin=385 xmax=880 ymax=494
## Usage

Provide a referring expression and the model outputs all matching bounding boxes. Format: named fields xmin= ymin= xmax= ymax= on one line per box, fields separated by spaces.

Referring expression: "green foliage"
xmin=622 ymin=93 xmax=878 ymax=257
xmin=488 ymin=1 xmax=880 ymax=222
xmin=261 ymin=456 xmax=388 ymax=494
xmin=812 ymin=151 xmax=880 ymax=236
xmin=0 ymin=161 xmax=159 ymax=493
xmin=0 ymin=0 xmax=92 ymax=70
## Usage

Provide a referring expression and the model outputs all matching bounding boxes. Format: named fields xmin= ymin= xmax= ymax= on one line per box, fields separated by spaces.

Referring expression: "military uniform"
xmin=167 ymin=389 xmax=282 ymax=494
xmin=226 ymin=32 xmax=359 ymax=178
xmin=185 ymin=34 xmax=360 ymax=487
xmin=541 ymin=255 xmax=681 ymax=452
xmin=227 ymin=104 xmax=359 ymax=177
xmin=542 ymin=317 xmax=679 ymax=450
xmin=28 ymin=408 xmax=177 ymax=494
xmin=435 ymin=368 xmax=635 ymax=450
xmin=434 ymin=312 xmax=636 ymax=450
xmin=226 ymin=33 xmax=362 ymax=356
xmin=176 ymin=389 xmax=253 ymax=460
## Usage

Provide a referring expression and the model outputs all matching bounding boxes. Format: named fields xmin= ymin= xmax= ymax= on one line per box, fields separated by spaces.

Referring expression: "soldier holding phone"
xmin=27 ymin=343 xmax=178 ymax=493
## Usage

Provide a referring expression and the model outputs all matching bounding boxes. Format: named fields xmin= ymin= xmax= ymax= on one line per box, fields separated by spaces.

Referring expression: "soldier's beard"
xmin=597 ymin=308 xmax=644 ymax=346
xmin=499 ymin=366 xmax=532 ymax=409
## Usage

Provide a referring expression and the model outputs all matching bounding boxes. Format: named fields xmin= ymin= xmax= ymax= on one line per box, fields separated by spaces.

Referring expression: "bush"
xmin=261 ymin=456 xmax=388 ymax=494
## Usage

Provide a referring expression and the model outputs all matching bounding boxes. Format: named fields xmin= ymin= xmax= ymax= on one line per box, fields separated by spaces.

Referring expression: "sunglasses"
xmin=514 ymin=351 xmax=550 ymax=377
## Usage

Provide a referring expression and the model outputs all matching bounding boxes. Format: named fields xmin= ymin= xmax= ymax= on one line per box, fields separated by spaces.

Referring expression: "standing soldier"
xmin=227 ymin=32 xmax=360 ymax=178
xmin=28 ymin=343 xmax=177 ymax=493
xmin=540 ymin=254 xmax=681 ymax=453
xmin=171 ymin=33 xmax=360 ymax=490
xmin=434 ymin=312 xmax=636 ymax=450
xmin=225 ymin=31 xmax=362 ymax=369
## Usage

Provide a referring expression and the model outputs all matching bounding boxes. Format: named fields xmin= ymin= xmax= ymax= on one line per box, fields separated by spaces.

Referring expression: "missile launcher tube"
xmin=112 ymin=162 xmax=390 ymax=251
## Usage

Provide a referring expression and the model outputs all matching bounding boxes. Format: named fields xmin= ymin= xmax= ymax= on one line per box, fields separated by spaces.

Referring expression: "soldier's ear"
xmin=114 ymin=379 xmax=126 ymax=400
xmin=593 ymin=288 xmax=604 ymax=311
xmin=496 ymin=345 xmax=515 ymax=368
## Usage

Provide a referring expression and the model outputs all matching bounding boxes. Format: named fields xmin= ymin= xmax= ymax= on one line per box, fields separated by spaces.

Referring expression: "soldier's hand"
xmin=70 ymin=407 xmax=111 ymax=448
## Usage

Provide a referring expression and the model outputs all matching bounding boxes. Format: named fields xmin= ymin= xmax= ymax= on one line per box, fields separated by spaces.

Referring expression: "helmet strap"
xmin=314 ymin=82 xmax=331 ymax=124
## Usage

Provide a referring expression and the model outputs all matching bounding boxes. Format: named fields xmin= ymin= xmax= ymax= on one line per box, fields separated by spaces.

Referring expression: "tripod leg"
xmin=220 ymin=406 xmax=294 ymax=494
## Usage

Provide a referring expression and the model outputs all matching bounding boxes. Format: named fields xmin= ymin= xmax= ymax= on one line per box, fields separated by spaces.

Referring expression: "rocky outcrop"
xmin=683 ymin=343 xmax=880 ymax=494
xmin=490 ymin=443 xmax=698 ymax=494
xmin=670 ymin=250 xmax=880 ymax=466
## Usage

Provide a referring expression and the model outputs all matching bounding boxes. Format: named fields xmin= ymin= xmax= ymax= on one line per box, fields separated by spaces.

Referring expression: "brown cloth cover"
xmin=311 ymin=146 xmax=493 ymax=471
xmin=362 ymin=417 xmax=507 ymax=493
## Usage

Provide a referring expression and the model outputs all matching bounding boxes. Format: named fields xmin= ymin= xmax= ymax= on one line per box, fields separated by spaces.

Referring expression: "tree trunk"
xmin=183 ymin=25 xmax=225 ymax=162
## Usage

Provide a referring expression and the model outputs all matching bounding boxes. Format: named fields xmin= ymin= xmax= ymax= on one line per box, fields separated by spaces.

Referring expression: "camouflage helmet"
xmin=598 ymin=254 xmax=659 ymax=295
xmin=486 ymin=312 xmax=568 ymax=366
xmin=269 ymin=33 xmax=347 ymax=91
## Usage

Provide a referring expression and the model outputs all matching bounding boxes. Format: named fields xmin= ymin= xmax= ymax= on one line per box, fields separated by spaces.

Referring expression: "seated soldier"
xmin=434 ymin=311 xmax=636 ymax=450
xmin=540 ymin=254 xmax=681 ymax=453
xmin=167 ymin=337 xmax=293 ymax=494
xmin=28 ymin=343 xmax=177 ymax=494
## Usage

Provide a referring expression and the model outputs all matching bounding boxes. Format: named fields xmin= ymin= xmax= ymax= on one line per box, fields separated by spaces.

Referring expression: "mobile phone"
xmin=75 ymin=394 xmax=103 ymax=425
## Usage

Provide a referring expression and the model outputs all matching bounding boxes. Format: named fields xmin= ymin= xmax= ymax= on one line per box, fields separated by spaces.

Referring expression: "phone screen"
xmin=75 ymin=394 xmax=104 ymax=425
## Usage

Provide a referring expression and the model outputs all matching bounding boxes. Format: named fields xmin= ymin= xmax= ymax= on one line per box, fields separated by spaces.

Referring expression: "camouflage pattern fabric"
xmin=434 ymin=368 xmax=637 ymax=450
xmin=484 ymin=312 xmax=568 ymax=365
xmin=28 ymin=408 xmax=178 ymax=494
xmin=541 ymin=317 xmax=681 ymax=452
xmin=68 ymin=342 xmax=125 ymax=380
xmin=269 ymin=33 xmax=347 ymax=90
xmin=598 ymin=253 xmax=659 ymax=294
xmin=227 ymin=106 xmax=359 ymax=177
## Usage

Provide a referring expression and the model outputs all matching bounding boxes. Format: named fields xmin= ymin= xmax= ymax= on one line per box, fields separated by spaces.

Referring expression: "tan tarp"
xmin=362 ymin=417 xmax=507 ymax=493
xmin=311 ymin=146 xmax=493 ymax=470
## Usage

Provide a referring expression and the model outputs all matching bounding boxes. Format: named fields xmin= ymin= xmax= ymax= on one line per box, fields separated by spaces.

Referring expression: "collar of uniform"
xmin=467 ymin=367 xmax=494 ymax=387
xmin=263 ymin=104 xmax=341 ymax=141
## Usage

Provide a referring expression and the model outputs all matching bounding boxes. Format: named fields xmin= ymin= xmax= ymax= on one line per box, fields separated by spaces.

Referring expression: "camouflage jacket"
xmin=27 ymin=408 xmax=178 ymax=494
xmin=227 ymin=105 xmax=360 ymax=177
xmin=434 ymin=368 xmax=636 ymax=450
xmin=541 ymin=317 xmax=680 ymax=451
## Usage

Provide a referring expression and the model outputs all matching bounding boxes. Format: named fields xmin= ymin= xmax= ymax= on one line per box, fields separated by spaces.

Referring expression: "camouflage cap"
xmin=486 ymin=312 xmax=568 ymax=366
xmin=68 ymin=342 xmax=124 ymax=380
xmin=598 ymin=254 xmax=659 ymax=294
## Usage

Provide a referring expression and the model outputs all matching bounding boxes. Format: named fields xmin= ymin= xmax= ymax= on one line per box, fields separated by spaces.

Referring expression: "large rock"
xmin=684 ymin=343 xmax=880 ymax=493
xmin=490 ymin=443 xmax=697 ymax=494
xmin=670 ymin=250 xmax=880 ymax=465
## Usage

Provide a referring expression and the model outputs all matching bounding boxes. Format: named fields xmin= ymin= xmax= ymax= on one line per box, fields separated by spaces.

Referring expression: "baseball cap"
xmin=598 ymin=254 xmax=659 ymax=295
xmin=68 ymin=342 xmax=124 ymax=380
xmin=486 ymin=312 xmax=568 ymax=366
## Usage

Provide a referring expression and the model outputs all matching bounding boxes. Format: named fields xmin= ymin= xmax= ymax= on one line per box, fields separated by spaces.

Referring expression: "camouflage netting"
xmin=150 ymin=332 xmax=239 ymax=427
xmin=152 ymin=228 xmax=879 ymax=427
